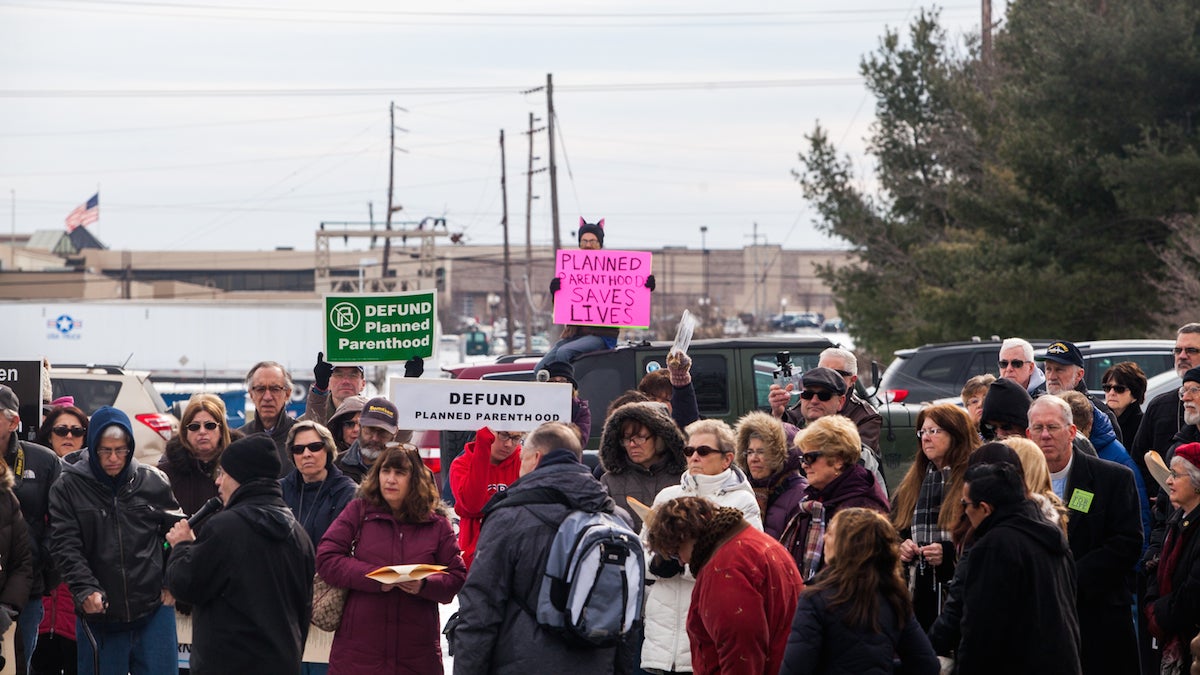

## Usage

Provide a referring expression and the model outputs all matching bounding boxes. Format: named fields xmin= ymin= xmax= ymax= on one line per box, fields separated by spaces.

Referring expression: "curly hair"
xmin=806 ymin=508 xmax=912 ymax=632
xmin=359 ymin=444 xmax=441 ymax=523
xmin=644 ymin=496 xmax=717 ymax=559
xmin=683 ymin=418 xmax=735 ymax=454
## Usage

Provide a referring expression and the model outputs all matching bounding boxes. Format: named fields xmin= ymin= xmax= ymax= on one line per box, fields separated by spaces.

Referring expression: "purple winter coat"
xmin=316 ymin=498 xmax=466 ymax=674
xmin=759 ymin=472 xmax=809 ymax=539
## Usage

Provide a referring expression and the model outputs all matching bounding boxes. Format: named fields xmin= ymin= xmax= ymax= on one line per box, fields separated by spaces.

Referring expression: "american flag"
xmin=65 ymin=193 xmax=99 ymax=231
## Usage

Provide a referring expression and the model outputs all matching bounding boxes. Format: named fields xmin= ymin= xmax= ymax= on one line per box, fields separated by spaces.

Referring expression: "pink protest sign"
xmin=552 ymin=249 xmax=652 ymax=328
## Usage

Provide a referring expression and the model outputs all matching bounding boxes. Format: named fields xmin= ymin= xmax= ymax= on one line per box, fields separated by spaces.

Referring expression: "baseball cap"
xmin=360 ymin=397 xmax=399 ymax=434
xmin=1038 ymin=341 xmax=1084 ymax=368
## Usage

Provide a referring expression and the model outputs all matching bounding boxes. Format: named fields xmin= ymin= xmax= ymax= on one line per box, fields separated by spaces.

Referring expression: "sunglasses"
xmin=997 ymin=359 xmax=1028 ymax=369
xmin=52 ymin=425 xmax=86 ymax=438
xmin=186 ymin=421 xmax=219 ymax=432
xmin=1101 ymin=383 xmax=1128 ymax=394
xmin=799 ymin=390 xmax=836 ymax=401
xmin=682 ymin=445 xmax=725 ymax=458
xmin=291 ymin=441 xmax=326 ymax=455
xmin=800 ymin=451 xmax=824 ymax=465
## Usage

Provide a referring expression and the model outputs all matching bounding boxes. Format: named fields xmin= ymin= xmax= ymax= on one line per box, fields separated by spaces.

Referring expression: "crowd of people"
xmin=5 ymin=273 xmax=1200 ymax=674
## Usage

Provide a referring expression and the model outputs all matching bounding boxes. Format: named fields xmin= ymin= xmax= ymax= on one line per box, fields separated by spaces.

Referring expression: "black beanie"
xmin=1185 ymin=366 xmax=1200 ymax=386
xmin=220 ymin=434 xmax=281 ymax=484
xmin=577 ymin=218 xmax=604 ymax=247
xmin=981 ymin=378 xmax=1033 ymax=429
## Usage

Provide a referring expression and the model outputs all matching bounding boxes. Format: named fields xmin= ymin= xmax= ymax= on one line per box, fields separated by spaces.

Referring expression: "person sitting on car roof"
xmin=536 ymin=218 xmax=655 ymax=373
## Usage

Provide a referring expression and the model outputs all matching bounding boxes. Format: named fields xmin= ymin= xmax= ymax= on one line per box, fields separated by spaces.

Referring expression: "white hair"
xmin=1029 ymin=395 xmax=1073 ymax=428
xmin=1170 ymin=455 xmax=1200 ymax=493
xmin=820 ymin=347 xmax=858 ymax=373
xmin=100 ymin=425 xmax=131 ymax=444
xmin=1001 ymin=338 xmax=1034 ymax=361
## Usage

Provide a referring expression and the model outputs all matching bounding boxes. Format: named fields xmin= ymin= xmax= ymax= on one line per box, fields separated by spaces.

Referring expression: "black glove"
xmin=648 ymin=553 xmax=684 ymax=579
xmin=0 ymin=604 xmax=17 ymax=637
xmin=313 ymin=351 xmax=333 ymax=390
xmin=549 ymin=277 xmax=561 ymax=294
xmin=644 ymin=274 xmax=656 ymax=291
xmin=405 ymin=356 xmax=424 ymax=378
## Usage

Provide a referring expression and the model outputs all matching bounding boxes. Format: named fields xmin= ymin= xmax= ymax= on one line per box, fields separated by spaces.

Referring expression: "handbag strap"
xmin=349 ymin=498 xmax=366 ymax=558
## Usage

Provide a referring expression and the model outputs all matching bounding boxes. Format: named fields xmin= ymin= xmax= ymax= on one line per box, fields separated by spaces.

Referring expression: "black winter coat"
xmin=1146 ymin=503 xmax=1200 ymax=672
xmin=1132 ymin=391 xmax=1184 ymax=497
xmin=237 ymin=415 xmax=295 ymax=478
xmin=48 ymin=453 xmax=183 ymax=623
xmin=779 ymin=588 xmax=937 ymax=675
xmin=4 ymin=433 xmax=63 ymax=596
xmin=955 ymin=500 xmax=1081 ymax=675
xmin=452 ymin=450 xmax=625 ymax=675
xmin=157 ymin=429 xmax=244 ymax=516
xmin=279 ymin=464 xmax=357 ymax=547
xmin=0 ymin=460 xmax=33 ymax=610
xmin=166 ymin=479 xmax=315 ymax=675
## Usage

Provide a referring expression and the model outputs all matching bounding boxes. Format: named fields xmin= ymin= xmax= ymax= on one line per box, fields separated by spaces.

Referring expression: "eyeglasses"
xmin=960 ymin=498 xmax=977 ymax=509
xmin=1101 ymin=383 xmax=1128 ymax=394
xmin=799 ymin=390 xmax=836 ymax=401
xmin=291 ymin=441 xmax=326 ymax=454
xmin=186 ymin=421 xmax=219 ymax=432
xmin=1030 ymin=424 xmax=1065 ymax=434
xmin=1180 ymin=386 xmax=1200 ymax=400
xmin=997 ymin=359 xmax=1028 ymax=369
xmin=622 ymin=434 xmax=652 ymax=446
xmin=682 ymin=445 xmax=725 ymax=458
xmin=1173 ymin=347 xmax=1200 ymax=356
xmin=51 ymin=425 xmax=85 ymax=438
xmin=916 ymin=427 xmax=945 ymax=439
xmin=96 ymin=447 xmax=130 ymax=459
xmin=800 ymin=451 xmax=823 ymax=465
xmin=497 ymin=432 xmax=525 ymax=444
xmin=250 ymin=385 xmax=290 ymax=397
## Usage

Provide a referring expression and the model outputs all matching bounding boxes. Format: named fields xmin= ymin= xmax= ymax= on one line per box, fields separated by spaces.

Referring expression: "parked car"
xmin=49 ymin=364 xmax=179 ymax=466
xmin=879 ymin=338 xmax=1176 ymax=404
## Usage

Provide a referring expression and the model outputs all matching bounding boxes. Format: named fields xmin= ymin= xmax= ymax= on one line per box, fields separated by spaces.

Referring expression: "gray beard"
xmin=360 ymin=444 xmax=382 ymax=461
xmin=1185 ymin=408 xmax=1200 ymax=427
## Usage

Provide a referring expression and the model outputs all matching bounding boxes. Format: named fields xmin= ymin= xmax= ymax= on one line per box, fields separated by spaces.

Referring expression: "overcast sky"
xmin=0 ymin=0 xmax=1004 ymax=254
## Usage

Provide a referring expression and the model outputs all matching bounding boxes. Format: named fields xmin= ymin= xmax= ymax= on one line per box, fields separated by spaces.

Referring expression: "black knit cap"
xmin=981 ymin=378 xmax=1033 ymax=429
xmin=1184 ymin=366 xmax=1200 ymax=386
xmin=577 ymin=218 xmax=604 ymax=247
xmin=544 ymin=361 xmax=577 ymax=387
xmin=220 ymin=434 xmax=281 ymax=484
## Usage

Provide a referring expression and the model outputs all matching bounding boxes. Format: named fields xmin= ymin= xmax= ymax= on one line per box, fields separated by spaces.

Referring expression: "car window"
xmin=917 ymin=353 xmax=970 ymax=384
xmin=965 ymin=349 xmax=1000 ymax=381
xmin=53 ymin=378 xmax=121 ymax=415
xmin=1084 ymin=353 xmax=1176 ymax=391
xmin=691 ymin=354 xmax=730 ymax=417
xmin=752 ymin=352 xmax=822 ymax=409
xmin=140 ymin=378 xmax=170 ymax=414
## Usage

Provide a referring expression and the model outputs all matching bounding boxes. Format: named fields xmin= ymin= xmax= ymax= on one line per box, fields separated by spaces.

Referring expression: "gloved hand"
xmin=549 ymin=277 xmax=561 ymax=294
xmin=644 ymin=274 xmax=656 ymax=291
xmin=666 ymin=350 xmax=692 ymax=388
xmin=313 ymin=352 xmax=333 ymax=390
xmin=648 ymin=553 xmax=684 ymax=579
xmin=0 ymin=603 xmax=17 ymax=636
xmin=405 ymin=356 xmax=424 ymax=378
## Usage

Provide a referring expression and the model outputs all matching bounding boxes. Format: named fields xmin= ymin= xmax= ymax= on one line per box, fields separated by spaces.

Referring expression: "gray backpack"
xmin=495 ymin=487 xmax=646 ymax=647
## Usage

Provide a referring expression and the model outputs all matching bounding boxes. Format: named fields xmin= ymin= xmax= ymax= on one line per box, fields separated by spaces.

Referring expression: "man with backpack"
xmin=453 ymin=421 xmax=643 ymax=674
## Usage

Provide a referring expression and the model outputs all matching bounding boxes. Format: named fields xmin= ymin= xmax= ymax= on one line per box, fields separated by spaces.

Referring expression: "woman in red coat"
xmin=645 ymin=496 xmax=804 ymax=675
xmin=317 ymin=445 xmax=466 ymax=674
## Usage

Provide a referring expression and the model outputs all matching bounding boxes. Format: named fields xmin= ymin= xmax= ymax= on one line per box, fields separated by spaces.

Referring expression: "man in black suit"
xmin=1029 ymin=395 xmax=1143 ymax=675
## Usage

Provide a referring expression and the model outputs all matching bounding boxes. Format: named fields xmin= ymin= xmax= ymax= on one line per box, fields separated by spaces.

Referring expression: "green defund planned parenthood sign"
xmin=324 ymin=290 xmax=437 ymax=364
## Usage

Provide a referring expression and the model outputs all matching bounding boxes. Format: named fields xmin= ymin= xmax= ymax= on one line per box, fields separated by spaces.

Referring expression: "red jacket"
xmin=316 ymin=499 xmax=466 ymax=674
xmin=38 ymin=582 xmax=76 ymax=641
xmin=687 ymin=526 xmax=805 ymax=675
xmin=450 ymin=427 xmax=521 ymax=569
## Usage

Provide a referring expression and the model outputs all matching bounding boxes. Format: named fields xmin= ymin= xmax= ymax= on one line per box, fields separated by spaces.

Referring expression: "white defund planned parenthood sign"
xmin=389 ymin=379 xmax=572 ymax=432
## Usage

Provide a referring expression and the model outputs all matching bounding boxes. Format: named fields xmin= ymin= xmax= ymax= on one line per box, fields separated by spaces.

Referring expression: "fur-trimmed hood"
xmin=734 ymin=410 xmax=791 ymax=475
xmin=599 ymin=401 xmax=686 ymax=475
xmin=161 ymin=427 xmax=245 ymax=477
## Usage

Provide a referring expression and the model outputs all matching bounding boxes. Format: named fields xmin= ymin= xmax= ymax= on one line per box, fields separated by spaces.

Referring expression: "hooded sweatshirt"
xmin=450 ymin=427 xmax=522 ymax=569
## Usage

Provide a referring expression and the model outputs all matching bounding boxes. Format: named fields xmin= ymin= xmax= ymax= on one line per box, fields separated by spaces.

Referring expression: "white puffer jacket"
xmin=639 ymin=466 xmax=762 ymax=672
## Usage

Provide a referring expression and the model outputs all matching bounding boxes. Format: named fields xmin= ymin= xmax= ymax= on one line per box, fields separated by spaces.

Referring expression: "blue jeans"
xmin=302 ymin=662 xmax=330 ymax=675
xmin=76 ymin=604 xmax=176 ymax=675
xmin=535 ymin=334 xmax=610 ymax=372
xmin=16 ymin=595 xmax=43 ymax=672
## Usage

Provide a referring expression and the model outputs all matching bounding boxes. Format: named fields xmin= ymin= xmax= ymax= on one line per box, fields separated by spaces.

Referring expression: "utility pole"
xmin=546 ymin=73 xmax=562 ymax=253
xmin=525 ymin=112 xmax=546 ymax=341
xmin=382 ymin=102 xmax=408 ymax=286
xmin=747 ymin=222 xmax=768 ymax=332
xmin=500 ymin=130 xmax=514 ymax=355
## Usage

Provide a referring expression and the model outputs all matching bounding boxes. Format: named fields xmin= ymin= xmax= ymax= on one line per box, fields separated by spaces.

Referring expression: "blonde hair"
xmin=181 ymin=394 xmax=232 ymax=454
xmin=794 ymin=415 xmax=861 ymax=470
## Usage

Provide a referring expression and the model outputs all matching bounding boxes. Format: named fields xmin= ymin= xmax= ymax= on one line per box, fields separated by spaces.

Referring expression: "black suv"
xmin=880 ymin=338 xmax=1177 ymax=404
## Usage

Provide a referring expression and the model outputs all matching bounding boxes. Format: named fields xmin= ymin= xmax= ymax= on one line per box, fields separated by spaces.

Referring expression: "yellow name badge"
xmin=1069 ymin=489 xmax=1095 ymax=513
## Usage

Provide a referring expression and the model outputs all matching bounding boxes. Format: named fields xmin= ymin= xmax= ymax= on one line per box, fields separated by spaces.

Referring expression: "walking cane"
xmin=76 ymin=607 xmax=101 ymax=675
